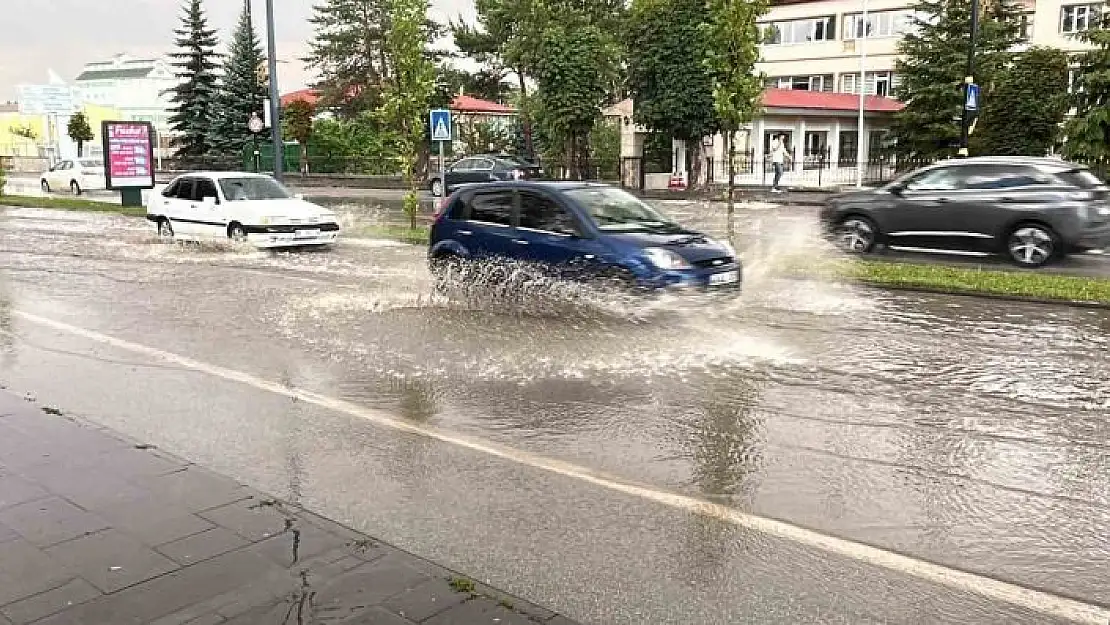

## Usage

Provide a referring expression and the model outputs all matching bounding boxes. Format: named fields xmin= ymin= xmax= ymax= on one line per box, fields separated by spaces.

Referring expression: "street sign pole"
xmin=439 ymin=140 xmax=445 ymax=199
xmin=429 ymin=109 xmax=453 ymax=198
xmin=958 ymin=0 xmax=981 ymax=157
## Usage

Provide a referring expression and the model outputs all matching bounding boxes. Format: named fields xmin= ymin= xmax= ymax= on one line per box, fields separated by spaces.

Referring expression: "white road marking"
xmin=11 ymin=309 xmax=1110 ymax=625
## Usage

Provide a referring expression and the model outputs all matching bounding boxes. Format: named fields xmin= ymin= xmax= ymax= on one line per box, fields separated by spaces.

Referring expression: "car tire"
xmin=429 ymin=253 xmax=463 ymax=296
xmin=70 ymin=180 xmax=82 ymax=196
xmin=835 ymin=216 xmax=878 ymax=254
xmin=41 ymin=180 xmax=51 ymax=193
xmin=1007 ymin=223 xmax=1058 ymax=268
xmin=430 ymin=178 xmax=444 ymax=197
xmin=228 ymin=222 xmax=248 ymax=242
xmin=157 ymin=218 xmax=175 ymax=241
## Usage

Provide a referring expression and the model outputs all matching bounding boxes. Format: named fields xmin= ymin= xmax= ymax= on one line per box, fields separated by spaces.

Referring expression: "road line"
xmin=12 ymin=309 xmax=1110 ymax=625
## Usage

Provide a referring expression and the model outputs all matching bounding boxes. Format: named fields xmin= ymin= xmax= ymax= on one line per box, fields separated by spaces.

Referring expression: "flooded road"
xmin=1 ymin=205 xmax=1108 ymax=624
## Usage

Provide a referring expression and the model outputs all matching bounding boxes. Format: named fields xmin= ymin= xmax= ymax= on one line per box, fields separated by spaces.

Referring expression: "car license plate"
xmin=709 ymin=270 xmax=740 ymax=286
xmin=295 ymin=229 xmax=321 ymax=239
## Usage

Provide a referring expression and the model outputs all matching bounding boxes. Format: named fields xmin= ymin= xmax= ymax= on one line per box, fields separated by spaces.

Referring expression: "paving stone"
xmin=33 ymin=548 xmax=283 ymax=625
xmin=94 ymin=497 xmax=214 ymax=547
xmin=0 ymin=522 xmax=18 ymax=544
xmin=0 ymin=578 xmax=101 ymax=624
xmin=423 ymin=597 xmax=538 ymax=625
xmin=183 ymin=614 xmax=226 ymax=625
xmin=340 ymin=606 xmax=417 ymax=625
xmin=157 ymin=527 xmax=248 ymax=566
xmin=381 ymin=578 xmax=468 ymax=622
xmin=310 ymin=554 xmax=432 ymax=622
xmin=44 ymin=529 xmax=180 ymax=593
xmin=0 ymin=497 xmax=108 ymax=547
xmin=0 ymin=539 xmax=72 ymax=607
xmin=471 ymin=581 xmax=556 ymax=622
xmin=77 ymin=447 xmax=188 ymax=480
xmin=244 ymin=518 xmax=346 ymax=568
xmin=0 ymin=473 xmax=48 ymax=511
xmin=23 ymin=463 xmax=151 ymax=512
xmin=543 ymin=616 xmax=581 ymax=625
xmin=197 ymin=498 xmax=289 ymax=542
xmin=139 ymin=467 xmax=251 ymax=513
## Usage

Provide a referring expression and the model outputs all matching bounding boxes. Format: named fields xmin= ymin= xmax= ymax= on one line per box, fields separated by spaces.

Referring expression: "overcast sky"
xmin=0 ymin=0 xmax=475 ymax=101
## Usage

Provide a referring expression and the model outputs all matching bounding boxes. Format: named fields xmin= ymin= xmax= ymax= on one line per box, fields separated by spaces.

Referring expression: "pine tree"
xmin=891 ymin=0 xmax=1023 ymax=160
xmin=304 ymin=0 xmax=391 ymax=118
xmin=1063 ymin=11 xmax=1110 ymax=164
xmin=210 ymin=4 xmax=268 ymax=159
xmin=167 ymin=0 xmax=221 ymax=159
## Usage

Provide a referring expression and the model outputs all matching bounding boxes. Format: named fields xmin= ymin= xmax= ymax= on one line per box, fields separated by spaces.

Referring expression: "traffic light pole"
xmin=264 ymin=0 xmax=284 ymax=181
xmin=958 ymin=0 xmax=981 ymax=157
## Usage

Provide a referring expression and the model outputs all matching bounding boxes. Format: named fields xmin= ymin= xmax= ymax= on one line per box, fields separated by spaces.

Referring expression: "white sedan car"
xmin=41 ymin=158 xmax=106 ymax=195
xmin=146 ymin=172 xmax=340 ymax=248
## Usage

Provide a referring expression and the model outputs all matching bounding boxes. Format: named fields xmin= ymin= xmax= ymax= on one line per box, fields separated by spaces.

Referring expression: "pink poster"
xmin=105 ymin=122 xmax=153 ymax=188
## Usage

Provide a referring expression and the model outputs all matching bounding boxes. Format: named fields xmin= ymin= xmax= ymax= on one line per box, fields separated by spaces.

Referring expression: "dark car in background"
xmin=428 ymin=154 xmax=543 ymax=197
xmin=820 ymin=156 xmax=1110 ymax=267
xmin=428 ymin=182 xmax=741 ymax=293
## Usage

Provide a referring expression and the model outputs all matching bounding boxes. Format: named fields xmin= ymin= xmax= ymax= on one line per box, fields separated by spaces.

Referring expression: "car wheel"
xmin=228 ymin=223 xmax=248 ymax=242
xmin=70 ymin=180 xmax=82 ymax=195
xmin=836 ymin=216 xmax=878 ymax=254
xmin=157 ymin=218 xmax=175 ymax=241
xmin=429 ymin=254 xmax=460 ymax=294
xmin=430 ymin=178 xmax=444 ymax=197
xmin=1007 ymin=224 xmax=1057 ymax=268
xmin=41 ymin=180 xmax=51 ymax=193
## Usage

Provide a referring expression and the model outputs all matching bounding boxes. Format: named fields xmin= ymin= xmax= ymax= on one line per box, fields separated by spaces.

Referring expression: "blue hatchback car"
xmin=428 ymin=181 xmax=741 ymax=292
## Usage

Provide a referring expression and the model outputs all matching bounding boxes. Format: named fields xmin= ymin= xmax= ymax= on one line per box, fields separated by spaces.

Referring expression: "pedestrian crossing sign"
xmin=965 ymin=84 xmax=979 ymax=111
xmin=430 ymin=109 xmax=452 ymax=142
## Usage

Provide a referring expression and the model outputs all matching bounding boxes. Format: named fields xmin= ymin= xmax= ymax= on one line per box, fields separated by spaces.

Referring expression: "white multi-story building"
xmin=74 ymin=54 xmax=178 ymax=146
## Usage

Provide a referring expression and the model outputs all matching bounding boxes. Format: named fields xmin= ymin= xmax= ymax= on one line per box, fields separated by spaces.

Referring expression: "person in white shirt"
xmin=769 ymin=134 xmax=789 ymax=193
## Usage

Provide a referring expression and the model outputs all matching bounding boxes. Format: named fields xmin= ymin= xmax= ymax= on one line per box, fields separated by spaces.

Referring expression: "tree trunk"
xmin=516 ymin=70 xmax=534 ymax=160
xmin=565 ymin=135 xmax=576 ymax=180
xmin=689 ymin=140 xmax=704 ymax=192
xmin=725 ymin=129 xmax=735 ymax=244
xmin=77 ymin=140 xmax=83 ymax=157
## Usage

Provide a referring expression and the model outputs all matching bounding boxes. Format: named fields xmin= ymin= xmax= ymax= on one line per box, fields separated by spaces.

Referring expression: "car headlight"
xmin=643 ymin=247 xmax=692 ymax=270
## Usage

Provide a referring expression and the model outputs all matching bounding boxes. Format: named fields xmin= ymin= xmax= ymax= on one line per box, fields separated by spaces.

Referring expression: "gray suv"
xmin=820 ymin=156 xmax=1110 ymax=267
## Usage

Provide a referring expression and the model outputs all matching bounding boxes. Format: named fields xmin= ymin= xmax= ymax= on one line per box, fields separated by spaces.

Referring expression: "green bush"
xmin=0 ymin=160 xmax=7 ymax=196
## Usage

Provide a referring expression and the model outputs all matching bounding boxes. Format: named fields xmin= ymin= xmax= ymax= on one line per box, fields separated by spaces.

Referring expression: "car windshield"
xmin=218 ymin=177 xmax=293 ymax=201
xmin=565 ymin=186 xmax=680 ymax=231
xmin=79 ymin=159 xmax=103 ymax=168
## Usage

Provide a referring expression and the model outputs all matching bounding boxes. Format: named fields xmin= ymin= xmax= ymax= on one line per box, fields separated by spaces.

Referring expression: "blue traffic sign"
xmin=430 ymin=109 xmax=452 ymax=142
xmin=965 ymin=84 xmax=980 ymax=111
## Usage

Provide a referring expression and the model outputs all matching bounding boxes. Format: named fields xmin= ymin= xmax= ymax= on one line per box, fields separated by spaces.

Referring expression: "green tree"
xmin=382 ymin=0 xmax=437 ymax=229
xmin=703 ymin=0 xmax=766 ymax=228
xmin=891 ymin=0 xmax=1023 ymax=160
xmin=167 ymin=0 xmax=221 ymax=159
xmin=626 ymin=0 xmax=719 ymax=188
xmin=283 ymin=100 xmax=316 ymax=174
xmin=210 ymin=4 xmax=268 ymax=158
xmin=534 ymin=22 xmax=620 ymax=178
xmin=1064 ymin=13 xmax=1110 ymax=164
xmin=977 ymin=47 xmax=1069 ymax=156
xmin=304 ymin=0 xmax=390 ymax=117
xmin=66 ymin=111 xmax=95 ymax=157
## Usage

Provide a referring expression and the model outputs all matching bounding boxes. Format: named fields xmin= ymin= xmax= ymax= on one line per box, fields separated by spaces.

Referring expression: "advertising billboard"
xmin=101 ymin=121 xmax=155 ymax=190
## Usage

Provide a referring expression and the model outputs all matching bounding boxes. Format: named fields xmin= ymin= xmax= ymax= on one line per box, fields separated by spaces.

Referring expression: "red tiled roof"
xmin=450 ymin=95 xmax=516 ymax=114
xmin=762 ymin=88 xmax=904 ymax=113
xmin=281 ymin=89 xmax=320 ymax=107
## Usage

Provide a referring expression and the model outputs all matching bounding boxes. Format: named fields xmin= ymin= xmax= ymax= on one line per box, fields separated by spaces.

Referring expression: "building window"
xmin=838 ymin=131 xmax=858 ymax=165
xmin=841 ymin=72 xmax=899 ymax=97
xmin=844 ymin=10 xmax=914 ymax=39
xmin=767 ymin=74 xmax=835 ymax=91
xmin=1061 ymin=4 xmax=1098 ymax=33
xmin=1018 ymin=12 xmax=1034 ymax=40
xmin=765 ymin=16 xmax=836 ymax=44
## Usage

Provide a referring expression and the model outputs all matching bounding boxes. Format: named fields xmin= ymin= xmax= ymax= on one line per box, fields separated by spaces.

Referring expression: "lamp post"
xmin=263 ymin=0 xmax=284 ymax=181
xmin=855 ymin=0 xmax=869 ymax=188
xmin=958 ymin=0 xmax=981 ymax=157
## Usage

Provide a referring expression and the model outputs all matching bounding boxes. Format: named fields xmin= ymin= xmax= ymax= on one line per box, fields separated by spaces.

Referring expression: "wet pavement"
xmin=0 ymin=205 xmax=1108 ymax=624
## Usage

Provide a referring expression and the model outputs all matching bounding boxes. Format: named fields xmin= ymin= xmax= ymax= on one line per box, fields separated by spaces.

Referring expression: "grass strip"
xmin=0 ymin=194 xmax=146 ymax=217
xmin=797 ymin=258 xmax=1110 ymax=305
xmin=351 ymin=223 xmax=430 ymax=245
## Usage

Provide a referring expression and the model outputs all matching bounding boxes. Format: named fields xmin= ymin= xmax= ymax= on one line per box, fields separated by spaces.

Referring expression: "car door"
xmin=884 ymin=165 xmax=971 ymax=250
xmin=189 ymin=177 xmax=224 ymax=239
xmin=166 ymin=177 xmax=198 ymax=237
xmin=49 ymin=161 xmax=71 ymax=189
xmin=510 ymin=189 xmax=607 ymax=278
xmin=957 ymin=165 xmax=1057 ymax=252
xmin=461 ymin=188 xmax=516 ymax=260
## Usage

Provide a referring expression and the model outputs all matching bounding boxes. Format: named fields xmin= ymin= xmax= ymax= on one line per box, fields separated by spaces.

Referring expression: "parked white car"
xmin=40 ymin=158 xmax=106 ymax=195
xmin=146 ymin=172 xmax=340 ymax=248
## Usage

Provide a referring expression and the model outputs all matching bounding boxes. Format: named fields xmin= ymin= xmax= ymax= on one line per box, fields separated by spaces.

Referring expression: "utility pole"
xmin=958 ymin=0 xmax=981 ymax=157
xmin=855 ymin=0 xmax=869 ymax=188
xmin=264 ymin=0 xmax=284 ymax=180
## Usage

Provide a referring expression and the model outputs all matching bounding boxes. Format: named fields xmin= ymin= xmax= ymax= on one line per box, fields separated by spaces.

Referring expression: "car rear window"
xmin=1056 ymin=168 xmax=1104 ymax=189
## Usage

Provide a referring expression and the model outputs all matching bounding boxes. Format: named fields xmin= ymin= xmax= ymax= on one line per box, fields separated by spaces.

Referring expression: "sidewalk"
xmin=0 ymin=391 xmax=580 ymax=625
